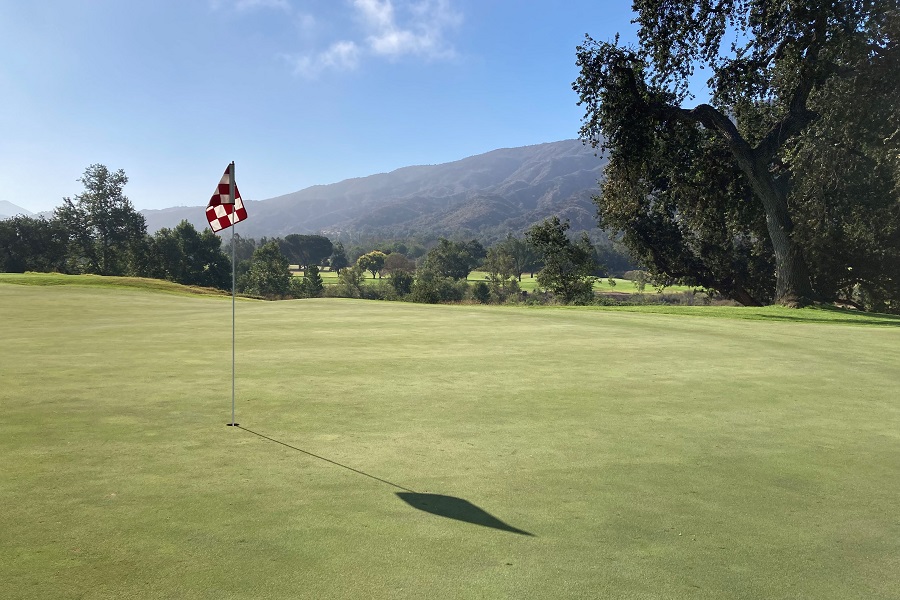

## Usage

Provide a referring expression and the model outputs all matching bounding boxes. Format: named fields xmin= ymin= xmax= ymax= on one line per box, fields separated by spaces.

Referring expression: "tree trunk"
xmin=742 ymin=156 xmax=815 ymax=307
xmin=683 ymin=104 xmax=818 ymax=307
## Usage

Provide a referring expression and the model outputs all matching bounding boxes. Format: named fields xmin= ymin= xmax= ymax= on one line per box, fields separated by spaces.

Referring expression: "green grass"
xmin=305 ymin=268 xmax=694 ymax=295
xmin=0 ymin=272 xmax=230 ymax=297
xmin=2 ymin=274 xmax=899 ymax=599
xmin=465 ymin=271 xmax=697 ymax=294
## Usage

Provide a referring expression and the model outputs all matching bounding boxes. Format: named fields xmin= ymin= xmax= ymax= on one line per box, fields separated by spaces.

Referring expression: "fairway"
xmin=2 ymin=277 xmax=899 ymax=599
xmin=309 ymin=268 xmax=694 ymax=295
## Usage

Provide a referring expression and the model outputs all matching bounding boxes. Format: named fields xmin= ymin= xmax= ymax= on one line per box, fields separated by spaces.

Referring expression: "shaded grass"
xmin=1 ymin=277 xmax=898 ymax=599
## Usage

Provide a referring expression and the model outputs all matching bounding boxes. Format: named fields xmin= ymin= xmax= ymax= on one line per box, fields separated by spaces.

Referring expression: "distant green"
xmin=309 ymin=268 xmax=695 ymax=295
xmin=1 ymin=273 xmax=898 ymax=599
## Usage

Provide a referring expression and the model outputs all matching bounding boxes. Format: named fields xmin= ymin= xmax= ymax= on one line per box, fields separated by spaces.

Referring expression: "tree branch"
xmin=753 ymin=10 xmax=831 ymax=160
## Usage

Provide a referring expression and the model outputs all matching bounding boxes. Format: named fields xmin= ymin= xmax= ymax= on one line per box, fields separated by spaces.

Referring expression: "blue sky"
xmin=1 ymin=1 xmax=645 ymax=213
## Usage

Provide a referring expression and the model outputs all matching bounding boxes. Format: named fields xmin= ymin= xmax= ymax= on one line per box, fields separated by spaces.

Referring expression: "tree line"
xmin=0 ymin=165 xmax=231 ymax=289
xmin=226 ymin=218 xmax=609 ymax=304
xmin=0 ymin=164 xmax=615 ymax=305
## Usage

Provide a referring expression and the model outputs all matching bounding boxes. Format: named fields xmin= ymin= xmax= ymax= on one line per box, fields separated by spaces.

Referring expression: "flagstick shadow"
xmin=238 ymin=426 xmax=415 ymax=492
xmin=238 ymin=426 xmax=535 ymax=537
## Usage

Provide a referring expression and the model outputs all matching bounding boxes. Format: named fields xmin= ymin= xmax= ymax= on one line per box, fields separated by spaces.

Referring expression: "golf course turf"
xmin=1 ymin=274 xmax=898 ymax=599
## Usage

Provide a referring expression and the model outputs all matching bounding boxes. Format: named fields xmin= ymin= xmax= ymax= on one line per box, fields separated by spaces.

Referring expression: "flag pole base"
xmin=226 ymin=423 xmax=240 ymax=427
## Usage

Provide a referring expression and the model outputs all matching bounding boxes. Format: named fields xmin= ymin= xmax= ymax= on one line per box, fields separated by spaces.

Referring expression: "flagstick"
xmin=227 ymin=161 xmax=238 ymax=427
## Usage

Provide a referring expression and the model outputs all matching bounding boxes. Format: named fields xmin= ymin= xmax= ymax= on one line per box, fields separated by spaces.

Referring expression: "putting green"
xmin=1 ymin=275 xmax=898 ymax=599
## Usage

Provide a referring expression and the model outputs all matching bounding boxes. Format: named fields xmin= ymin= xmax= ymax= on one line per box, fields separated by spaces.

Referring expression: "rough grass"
xmin=1 ymin=274 xmax=898 ymax=599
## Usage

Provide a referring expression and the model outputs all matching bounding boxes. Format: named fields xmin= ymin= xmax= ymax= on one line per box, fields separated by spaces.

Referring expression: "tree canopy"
xmin=0 ymin=215 xmax=69 ymax=274
xmin=382 ymin=252 xmax=416 ymax=275
xmin=421 ymin=239 xmax=486 ymax=280
xmin=280 ymin=234 xmax=333 ymax=273
xmin=357 ymin=250 xmax=387 ymax=278
xmin=329 ymin=242 xmax=350 ymax=273
xmin=482 ymin=244 xmax=520 ymax=302
xmin=526 ymin=217 xmax=598 ymax=304
xmin=147 ymin=220 xmax=231 ymax=290
xmin=55 ymin=164 xmax=146 ymax=276
xmin=495 ymin=234 xmax=537 ymax=282
xmin=240 ymin=241 xmax=292 ymax=298
xmin=574 ymin=1 xmax=899 ymax=310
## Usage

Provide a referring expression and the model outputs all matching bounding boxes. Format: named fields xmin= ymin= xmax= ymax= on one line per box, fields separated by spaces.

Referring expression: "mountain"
xmin=0 ymin=201 xmax=34 ymax=220
xmin=141 ymin=140 xmax=608 ymax=241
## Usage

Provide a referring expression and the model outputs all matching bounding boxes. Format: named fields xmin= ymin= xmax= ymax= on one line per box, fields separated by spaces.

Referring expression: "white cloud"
xmin=287 ymin=0 xmax=462 ymax=77
xmin=288 ymin=40 xmax=361 ymax=77
xmin=355 ymin=0 xmax=461 ymax=59
xmin=354 ymin=0 xmax=396 ymax=32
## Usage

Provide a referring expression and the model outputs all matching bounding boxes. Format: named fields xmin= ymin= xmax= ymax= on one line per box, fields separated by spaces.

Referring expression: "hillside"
xmin=0 ymin=201 xmax=34 ymax=220
xmin=141 ymin=140 xmax=607 ymax=241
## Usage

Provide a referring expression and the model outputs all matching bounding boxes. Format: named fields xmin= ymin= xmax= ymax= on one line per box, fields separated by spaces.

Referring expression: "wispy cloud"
xmin=284 ymin=0 xmax=462 ymax=77
xmin=287 ymin=40 xmax=361 ymax=77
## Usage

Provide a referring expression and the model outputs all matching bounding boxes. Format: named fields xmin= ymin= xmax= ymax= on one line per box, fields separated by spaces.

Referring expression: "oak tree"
xmin=574 ymin=1 xmax=898 ymax=307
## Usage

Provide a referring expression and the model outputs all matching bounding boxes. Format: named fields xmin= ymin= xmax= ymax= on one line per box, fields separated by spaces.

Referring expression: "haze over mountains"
xmin=0 ymin=201 xmax=34 ymax=220
xmin=142 ymin=140 xmax=608 ymax=241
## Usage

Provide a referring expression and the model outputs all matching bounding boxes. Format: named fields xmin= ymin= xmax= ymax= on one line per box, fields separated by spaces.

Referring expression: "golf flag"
xmin=206 ymin=163 xmax=248 ymax=232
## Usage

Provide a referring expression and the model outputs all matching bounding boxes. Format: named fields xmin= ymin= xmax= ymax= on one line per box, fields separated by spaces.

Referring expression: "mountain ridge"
xmin=141 ymin=139 xmax=607 ymax=241
xmin=0 ymin=201 xmax=34 ymax=220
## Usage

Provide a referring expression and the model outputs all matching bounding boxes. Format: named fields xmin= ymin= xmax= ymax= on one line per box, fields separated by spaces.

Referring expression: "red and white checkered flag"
xmin=206 ymin=163 xmax=248 ymax=232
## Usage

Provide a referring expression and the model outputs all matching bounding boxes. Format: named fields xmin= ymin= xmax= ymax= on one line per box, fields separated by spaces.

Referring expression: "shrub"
xmin=389 ymin=271 xmax=414 ymax=296
xmin=410 ymin=269 xmax=468 ymax=303
xmin=472 ymin=281 xmax=490 ymax=304
xmin=335 ymin=266 xmax=365 ymax=298
xmin=291 ymin=264 xmax=325 ymax=298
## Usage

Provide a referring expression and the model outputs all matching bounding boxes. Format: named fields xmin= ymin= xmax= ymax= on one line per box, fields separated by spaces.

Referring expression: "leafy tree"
xmin=305 ymin=264 xmax=324 ymax=295
xmin=588 ymin=113 xmax=776 ymax=305
xmin=495 ymin=234 xmax=536 ymax=282
xmin=240 ymin=241 xmax=292 ymax=298
xmin=389 ymin=270 xmax=414 ymax=296
xmin=410 ymin=267 xmax=468 ymax=304
xmin=293 ymin=263 xmax=324 ymax=298
xmin=55 ymin=164 xmax=146 ymax=275
xmin=573 ymin=1 xmax=898 ymax=307
xmin=382 ymin=252 xmax=416 ymax=275
xmin=377 ymin=241 xmax=408 ymax=255
xmin=783 ymin=29 xmax=900 ymax=312
xmin=148 ymin=220 xmax=231 ymax=289
xmin=526 ymin=217 xmax=598 ymax=304
xmin=281 ymin=234 xmax=333 ymax=274
xmin=357 ymin=250 xmax=387 ymax=278
xmin=633 ymin=270 xmax=647 ymax=293
xmin=421 ymin=238 xmax=486 ymax=280
xmin=225 ymin=233 xmax=258 ymax=264
xmin=336 ymin=265 xmax=366 ymax=298
xmin=0 ymin=215 xmax=69 ymax=273
xmin=482 ymin=245 xmax=520 ymax=302
xmin=472 ymin=281 xmax=491 ymax=304
xmin=329 ymin=242 xmax=350 ymax=273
